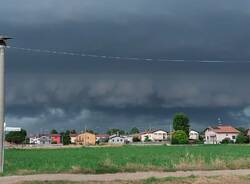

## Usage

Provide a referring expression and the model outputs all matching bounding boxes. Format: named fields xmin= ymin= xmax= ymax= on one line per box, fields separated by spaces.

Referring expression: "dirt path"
xmin=1 ymin=169 xmax=250 ymax=184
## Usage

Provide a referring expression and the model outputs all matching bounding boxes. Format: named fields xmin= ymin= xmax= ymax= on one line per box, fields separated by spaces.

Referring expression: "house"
xmin=75 ymin=132 xmax=96 ymax=145
xmin=140 ymin=129 xmax=168 ymax=142
xmin=189 ymin=130 xmax=199 ymax=140
xmin=51 ymin=134 xmax=61 ymax=144
xmin=96 ymin=134 xmax=109 ymax=143
xmin=247 ymin=129 xmax=250 ymax=140
xmin=124 ymin=135 xmax=133 ymax=143
xmin=70 ymin=133 xmax=78 ymax=144
xmin=205 ymin=125 xmax=240 ymax=144
xmin=108 ymin=134 xmax=127 ymax=144
xmin=247 ymin=129 xmax=250 ymax=136
xmin=29 ymin=134 xmax=40 ymax=144
xmin=39 ymin=134 xmax=52 ymax=145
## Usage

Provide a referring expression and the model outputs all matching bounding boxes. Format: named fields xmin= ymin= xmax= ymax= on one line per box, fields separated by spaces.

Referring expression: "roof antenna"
xmin=218 ymin=117 xmax=222 ymax=126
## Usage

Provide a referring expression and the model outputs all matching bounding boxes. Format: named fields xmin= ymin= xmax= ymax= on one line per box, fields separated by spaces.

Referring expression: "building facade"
xmin=108 ymin=135 xmax=126 ymax=144
xmin=51 ymin=134 xmax=61 ymax=144
xmin=205 ymin=125 xmax=240 ymax=144
xmin=140 ymin=129 xmax=168 ymax=142
xmin=75 ymin=132 xmax=96 ymax=145
xmin=189 ymin=130 xmax=199 ymax=140
xmin=70 ymin=133 xmax=77 ymax=144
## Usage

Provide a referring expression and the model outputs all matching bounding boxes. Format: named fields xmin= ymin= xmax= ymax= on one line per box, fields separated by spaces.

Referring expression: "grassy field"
xmin=4 ymin=145 xmax=250 ymax=175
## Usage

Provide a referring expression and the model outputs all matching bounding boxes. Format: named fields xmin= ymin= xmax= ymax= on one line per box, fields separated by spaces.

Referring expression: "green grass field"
xmin=3 ymin=145 xmax=250 ymax=175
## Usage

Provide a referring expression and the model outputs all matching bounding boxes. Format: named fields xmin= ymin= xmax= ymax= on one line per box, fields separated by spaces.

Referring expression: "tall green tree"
xmin=51 ymin=129 xmax=58 ymax=134
xmin=236 ymin=127 xmax=246 ymax=134
xmin=60 ymin=130 xmax=71 ymax=145
xmin=173 ymin=113 xmax=190 ymax=136
xmin=5 ymin=129 xmax=27 ymax=144
xmin=130 ymin=127 xmax=140 ymax=134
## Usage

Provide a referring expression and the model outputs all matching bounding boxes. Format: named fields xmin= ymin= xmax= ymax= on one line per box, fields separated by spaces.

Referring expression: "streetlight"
xmin=0 ymin=35 xmax=11 ymax=173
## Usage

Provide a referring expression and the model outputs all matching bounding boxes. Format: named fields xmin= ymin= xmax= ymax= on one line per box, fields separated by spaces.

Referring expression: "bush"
xmin=236 ymin=133 xmax=248 ymax=144
xmin=221 ymin=138 xmax=234 ymax=144
xmin=5 ymin=129 xmax=27 ymax=144
xmin=132 ymin=136 xmax=140 ymax=142
xmin=144 ymin=136 xmax=151 ymax=142
xmin=171 ymin=130 xmax=188 ymax=144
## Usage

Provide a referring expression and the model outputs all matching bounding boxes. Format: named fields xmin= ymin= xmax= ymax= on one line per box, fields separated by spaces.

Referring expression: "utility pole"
xmin=0 ymin=36 xmax=11 ymax=173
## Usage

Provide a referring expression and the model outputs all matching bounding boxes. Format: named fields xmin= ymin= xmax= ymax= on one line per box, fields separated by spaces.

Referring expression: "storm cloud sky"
xmin=2 ymin=0 xmax=250 ymax=133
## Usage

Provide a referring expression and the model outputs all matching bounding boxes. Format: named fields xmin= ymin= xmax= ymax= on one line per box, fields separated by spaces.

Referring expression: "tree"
xmin=236 ymin=127 xmax=246 ymax=134
xmin=70 ymin=129 xmax=77 ymax=134
xmin=236 ymin=133 xmax=248 ymax=144
xmin=60 ymin=130 xmax=71 ymax=145
xmin=106 ymin=128 xmax=125 ymax=135
xmin=130 ymin=127 xmax=140 ymax=134
xmin=173 ymin=113 xmax=190 ymax=136
xmin=171 ymin=130 xmax=188 ymax=144
xmin=5 ymin=129 xmax=27 ymax=144
xmin=51 ymin=129 xmax=58 ymax=134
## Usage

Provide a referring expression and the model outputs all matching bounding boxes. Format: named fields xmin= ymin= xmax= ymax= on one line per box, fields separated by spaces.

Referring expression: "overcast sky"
xmin=2 ymin=0 xmax=250 ymax=133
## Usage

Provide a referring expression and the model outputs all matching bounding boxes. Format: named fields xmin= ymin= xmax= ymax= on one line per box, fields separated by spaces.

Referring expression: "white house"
xmin=29 ymin=136 xmax=40 ymax=144
xmin=140 ymin=129 xmax=168 ymax=142
xmin=39 ymin=134 xmax=52 ymax=145
xmin=108 ymin=134 xmax=127 ymax=144
xmin=205 ymin=125 xmax=240 ymax=144
xmin=189 ymin=130 xmax=199 ymax=140
xmin=70 ymin=134 xmax=78 ymax=144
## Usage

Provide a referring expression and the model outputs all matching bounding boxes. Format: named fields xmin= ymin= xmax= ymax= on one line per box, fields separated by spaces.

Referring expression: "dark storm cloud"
xmin=2 ymin=0 xmax=250 ymax=132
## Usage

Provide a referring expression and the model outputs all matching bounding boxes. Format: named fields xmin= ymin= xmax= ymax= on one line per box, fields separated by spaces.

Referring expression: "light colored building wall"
xmin=141 ymin=130 xmax=168 ymax=142
xmin=109 ymin=136 xmax=126 ymax=144
xmin=189 ymin=130 xmax=199 ymax=140
xmin=70 ymin=136 xmax=76 ymax=144
xmin=205 ymin=130 xmax=238 ymax=144
xmin=76 ymin=132 xmax=96 ymax=145
xmin=152 ymin=130 xmax=168 ymax=141
xmin=29 ymin=137 xmax=40 ymax=144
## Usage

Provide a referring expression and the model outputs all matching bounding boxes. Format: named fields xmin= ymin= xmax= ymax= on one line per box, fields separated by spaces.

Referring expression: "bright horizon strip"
xmin=6 ymin=45 xmax=250 ymax=63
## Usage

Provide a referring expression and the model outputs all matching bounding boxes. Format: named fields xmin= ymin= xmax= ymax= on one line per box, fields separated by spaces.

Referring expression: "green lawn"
xmin=3 ymin=145 xmax=250 ymax=175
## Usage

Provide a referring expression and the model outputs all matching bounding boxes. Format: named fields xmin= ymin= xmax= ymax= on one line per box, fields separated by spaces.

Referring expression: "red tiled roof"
xmin=140 ymin=129 xmax=167 ymax=135
xmin=96 ymin=134 xmax=109 ymax=138
xmin=208 ymin=125 xmax=240 ymax=133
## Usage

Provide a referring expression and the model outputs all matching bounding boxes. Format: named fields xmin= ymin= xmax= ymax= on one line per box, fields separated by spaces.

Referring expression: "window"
xmin=226 ymin=133 xmax=228 ymax=136
xmin=232 ymin=136 xmax=236 ymax=139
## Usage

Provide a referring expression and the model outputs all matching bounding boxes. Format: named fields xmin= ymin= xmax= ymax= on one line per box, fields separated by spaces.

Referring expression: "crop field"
xmin=3 ymin=145 xmax=250 ymax=175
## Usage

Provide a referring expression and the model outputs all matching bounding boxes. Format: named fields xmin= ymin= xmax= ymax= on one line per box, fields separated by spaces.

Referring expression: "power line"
xmin=6 ymin=45 xmax=250 ymax=63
